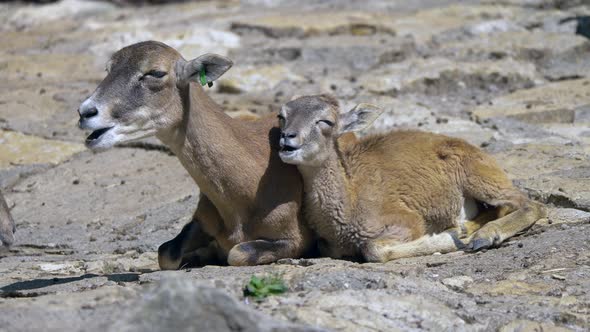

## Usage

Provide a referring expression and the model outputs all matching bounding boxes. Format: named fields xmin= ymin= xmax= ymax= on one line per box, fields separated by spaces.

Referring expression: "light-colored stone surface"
xmin=0 ymin=0 xmax=589 ymax=331
xmin=544 ymin=207 xmax=590 ymax=226
xmin=361 ymin=96 xmax=496 ymax=146
xmin=4 ymin=148 xmax=197 ymax=254
xmin=218 ymin=64 xmax=305 ymax=94
xmin=492 ymin=144 xmax=589 ymax=180
xmin=0 ymin=130 xmax=85 ymax=169
xmin=499 ymin=319 xmax=574 ymax=332
xmin=5 ymin=0 xmax=115 ymax=29
xmin=231 ymin=11 xmax=396 ymax=38
xmin=518 ymin=168 xmax=590 ymax=211
xmin=491 ymin=143 xmax=590 ymax=209
xmin=387 ymin=4 xmax=528 ymax=44
xmin=442 ymin=276 xmax=474 ymax=290
xmin=290 ymin=291 xmax=478 ymax=331
xmin=360 ymin=57 xmax=539 ymax=95
xmin=114 ymin=277 xmax=325 ymax=332
xmin=473 ymin=78 xmax=590 ymax=124
xmin=442 ymin=30 xmax=589 ymax=62
xmin=0 ymin=53 xmax=101 ymax=82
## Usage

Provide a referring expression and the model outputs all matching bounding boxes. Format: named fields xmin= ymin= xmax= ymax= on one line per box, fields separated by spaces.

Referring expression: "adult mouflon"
xmin=277 ymin=94 xmax=546 ymax=262
xmin=78 ymin=41 xmax=313 ymax=269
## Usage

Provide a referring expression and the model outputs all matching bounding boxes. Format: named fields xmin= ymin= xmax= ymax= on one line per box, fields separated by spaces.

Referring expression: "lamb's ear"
xmin=176 ymin=53 xmax=233 ymax=86
xmin=338 ymin=103 xmax=382 ymax=134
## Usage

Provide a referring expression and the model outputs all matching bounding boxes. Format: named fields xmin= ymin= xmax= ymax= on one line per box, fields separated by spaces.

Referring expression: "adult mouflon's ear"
xmin=176 ymin=53 xmax=233 ymax=86
xmin=338 ymin=103 xmax=382 ymax=134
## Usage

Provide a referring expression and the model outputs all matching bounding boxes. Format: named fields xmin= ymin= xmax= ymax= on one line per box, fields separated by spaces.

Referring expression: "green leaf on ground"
xmin=243 ymin=274 xmax=288 ymax=300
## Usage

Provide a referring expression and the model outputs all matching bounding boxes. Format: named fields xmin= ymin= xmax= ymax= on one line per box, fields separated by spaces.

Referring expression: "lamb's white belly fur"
xmin=457 ymin=196 xmax=479 ymax=226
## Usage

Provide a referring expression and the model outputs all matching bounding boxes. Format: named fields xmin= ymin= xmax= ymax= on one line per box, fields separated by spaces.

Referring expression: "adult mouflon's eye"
xmin=317 ymin=120 xmax=334 ymax=127
xmin=277 ymin=114 xmax=286 ymax=126
xmin=143 ymin=70 xmax=167 ymax=79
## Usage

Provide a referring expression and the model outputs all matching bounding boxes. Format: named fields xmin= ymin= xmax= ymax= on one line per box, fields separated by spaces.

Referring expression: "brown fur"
xmin=78 ymin=41 xmax=313 ymax=269
xmin=279 ymin=95 xmax=546 ymax=262
xmin=161 ymin=88 xmax=312 ymax=267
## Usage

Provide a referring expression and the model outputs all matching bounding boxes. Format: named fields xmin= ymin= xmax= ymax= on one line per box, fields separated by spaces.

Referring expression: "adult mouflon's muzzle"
xmin=77 ymin=98 xmax=117 ymax=149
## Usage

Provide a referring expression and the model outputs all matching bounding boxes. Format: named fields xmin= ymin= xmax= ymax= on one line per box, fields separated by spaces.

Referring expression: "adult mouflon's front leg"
xmin=158 ymin=195 xmax=222 ymax=270
xmin=225 ymin=201 xmax=310 ymax=266
xmin=227 ymin=239 xmax=304 ymax=266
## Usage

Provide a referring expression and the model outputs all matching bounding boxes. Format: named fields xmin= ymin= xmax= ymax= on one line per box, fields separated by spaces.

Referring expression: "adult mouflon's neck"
xmin=297 ymin=150 xmax=351 ymax=227
xmin=156 ymin=83 xmax=252 ymax=200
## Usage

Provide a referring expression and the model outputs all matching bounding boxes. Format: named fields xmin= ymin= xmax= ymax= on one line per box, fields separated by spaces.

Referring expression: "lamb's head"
xmin=78 ymin=41 xmax=233 ymax=149
xmin=278 ymin=94 xmax=382 ymax=167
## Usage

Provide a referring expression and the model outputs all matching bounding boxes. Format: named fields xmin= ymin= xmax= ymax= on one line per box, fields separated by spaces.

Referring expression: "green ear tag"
xmin=199 ymin=69 xmax=207 ymax=86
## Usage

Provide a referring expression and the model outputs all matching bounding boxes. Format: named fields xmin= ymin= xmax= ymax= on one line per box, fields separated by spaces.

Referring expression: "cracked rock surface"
xmin=0 ymin=0 xmax=589 ymax=331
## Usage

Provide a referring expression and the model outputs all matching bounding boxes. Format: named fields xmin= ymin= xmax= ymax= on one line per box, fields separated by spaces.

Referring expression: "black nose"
xmin=281 ymin=131 xmax=297 ymax=139
xmin=78 ymin=107 xmax=98 ymax=119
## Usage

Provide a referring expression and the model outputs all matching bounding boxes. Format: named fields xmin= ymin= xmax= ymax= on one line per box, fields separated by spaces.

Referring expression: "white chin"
xmin=85 ymin=129 xmax=117 ymax=150
xmin=279 ymin=150 xmax=304 ymax=164
xmin=86 ymin=129 xmax=155 ymax=150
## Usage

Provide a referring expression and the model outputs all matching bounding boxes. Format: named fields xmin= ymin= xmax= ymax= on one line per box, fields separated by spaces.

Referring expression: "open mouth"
xmin=280 ymin=145 xmax=300 ymax=153
xmin=86 ymin=127 xmax=113 ymax=143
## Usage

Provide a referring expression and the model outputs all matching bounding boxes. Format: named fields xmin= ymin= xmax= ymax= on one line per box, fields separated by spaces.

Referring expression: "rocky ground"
xmin=0 ymin=0 xmax=589 ymax=331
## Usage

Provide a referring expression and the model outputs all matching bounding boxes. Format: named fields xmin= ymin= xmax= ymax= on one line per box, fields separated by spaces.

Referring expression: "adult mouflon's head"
xmin=278 ymin=94 xmax=382 ymax=167
xmin=78 ymin=41 xmax=233 ymax=149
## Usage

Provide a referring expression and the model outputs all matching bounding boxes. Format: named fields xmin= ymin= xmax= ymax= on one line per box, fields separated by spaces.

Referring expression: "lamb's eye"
xmin=143 ymin=70 xmax=167 ymax=78
xmin=317 ymin=120 xmax=334 ymax=127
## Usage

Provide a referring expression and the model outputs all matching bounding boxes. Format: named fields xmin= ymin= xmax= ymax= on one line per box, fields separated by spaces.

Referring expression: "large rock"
xmin=516 ymin=166 xmax=590 ymax=211
xmin=387 ymin=4 xmax=528 ymax=44
xmin=491 ymin=143 xmax=589 ymax=180
xmin=491 ymin=143 xmax=590 ymax=211
xmin=231 ymin=11 xmax=395 ymax=38
xmin=473 ymin=78 xmax=590 ymax=124
xmin=0 ymin=276 xmax=324 ymax=331
xmin=360 ymin=57 xmax=539 ymax=96
xmin=546 ymin=207 xmax=590 ymax=225
xmin=112 ymin=276 xmax=324 ymax=332
xmin=286 ymin=290 xmax=481 ymax=331
xmin=231 ymin=5 xmax=529 ymax=44
xmin=441 ymin=31 xmax=590 ymax=78
xmin=357 ymin=96 xmax=496 ymax=147
xmin=237 ymin=34 xmax=416 ymax=71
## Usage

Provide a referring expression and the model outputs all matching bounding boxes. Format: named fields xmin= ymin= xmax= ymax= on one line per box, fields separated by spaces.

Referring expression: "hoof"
xmin=449 ymin=231 xmax=466 ymax=250
xmin=158 ymin=241 xmax=181 ymax=270
xmin=227 ymin=243 xmax=256 ymax=266
xmin=466 ymin=238 xmax=492 ymax=252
